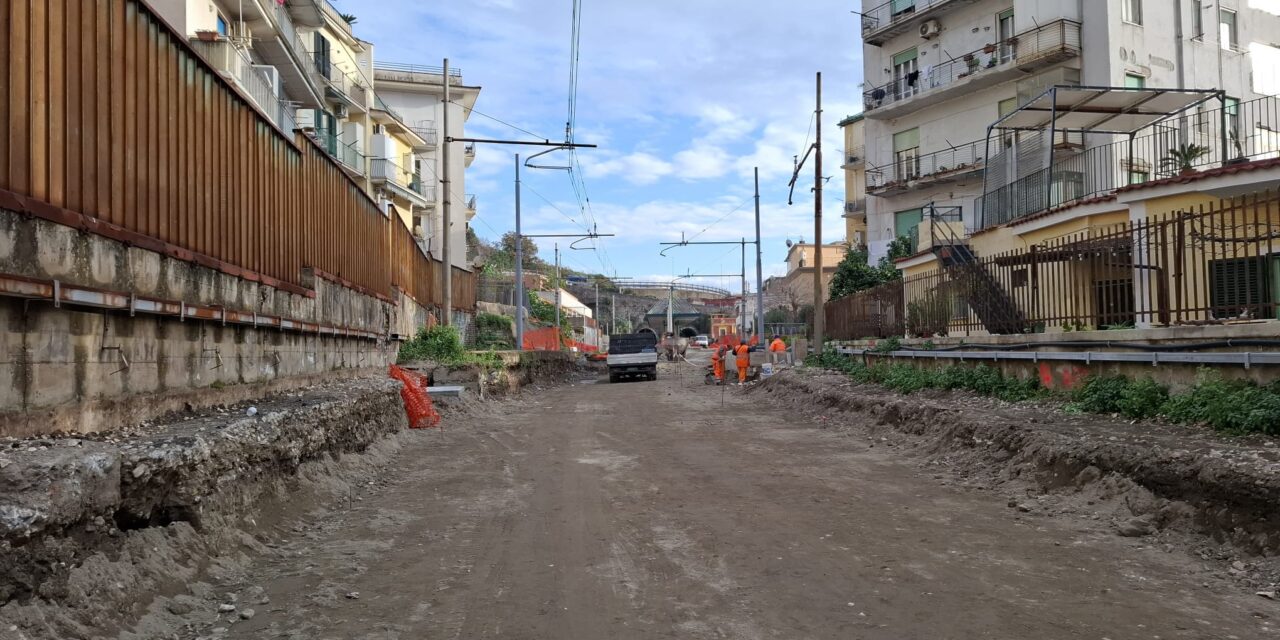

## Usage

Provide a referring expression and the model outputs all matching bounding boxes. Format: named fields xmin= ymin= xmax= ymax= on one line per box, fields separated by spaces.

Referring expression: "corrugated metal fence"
xmin=0 ymin=0 xmax=473 ymax=311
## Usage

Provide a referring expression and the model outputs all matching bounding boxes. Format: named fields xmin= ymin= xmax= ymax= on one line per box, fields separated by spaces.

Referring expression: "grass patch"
xmin=398 ymin=325 xmax=503 ymax=369
xmin=808 ymin=350 xmax=1280 ymax=435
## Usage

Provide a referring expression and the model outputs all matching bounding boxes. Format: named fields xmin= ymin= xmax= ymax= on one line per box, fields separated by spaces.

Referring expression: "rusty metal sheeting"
xmin=0 ymin=0 xmax=474 ymax=313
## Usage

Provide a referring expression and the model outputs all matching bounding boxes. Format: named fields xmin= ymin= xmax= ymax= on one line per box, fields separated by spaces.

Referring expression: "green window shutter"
xmin=893 ymin=128 xmax=920 ymax=152
xmin=998 ymin=97 xmax=1018 ymax=117
xmin=892 ymin=48 xmax=918 ymax=67
xmin=1124 ymin=74 xmax=1145 ymax=89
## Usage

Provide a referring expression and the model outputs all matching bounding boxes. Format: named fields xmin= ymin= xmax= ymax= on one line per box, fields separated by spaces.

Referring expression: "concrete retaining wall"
xmin=0 ymin=209 xmax=468 ymax=437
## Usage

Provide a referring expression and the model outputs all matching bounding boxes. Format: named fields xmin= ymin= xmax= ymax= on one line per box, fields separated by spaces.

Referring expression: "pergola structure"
xmin=980 ymin=85 xmax=1226 ymax=226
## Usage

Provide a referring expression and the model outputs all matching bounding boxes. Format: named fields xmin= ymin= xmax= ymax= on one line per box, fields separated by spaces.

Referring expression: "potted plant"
xmin=1006 ymin=36 xmax=1019 ymax=46
xmin=983 ymin=43 xmax=997 ymax=54
xmin=195 ymin=29 xmax=219 ymax=42
xmin=1159 ymin=143 xmax=1210 ymax=175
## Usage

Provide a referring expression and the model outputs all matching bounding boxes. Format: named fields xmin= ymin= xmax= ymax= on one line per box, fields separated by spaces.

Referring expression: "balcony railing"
xmin=189 ymin=38 xmax=293 ymax=132
xmin=410 ymin=121 xmax=439 ymax=147
xmin=863 ymin=19 xmax=1080 ymax=113
xmin=977 ymin=93 xmax=1280 ymax=230
xmin=860 ymin=0 xmax=959 ymax=41
xmin=844 ymin=145 xmax=865 ymax=167
xmin=335 ymin=139 xmax=365 ymax=175
xmin=465 ymin=194 xmax=477 ymax=211
xmin=464 ymin=142 xmax=476 ymax=157
xmin=371 ymin=158 xmax=432 ymax=201
xmin=844 ymin=200 xmax=866 ymax=214
xmin=867 ymin=138 xmax=985 ymax=192
xmin=374 ymin=61 xmax=463 ymax=78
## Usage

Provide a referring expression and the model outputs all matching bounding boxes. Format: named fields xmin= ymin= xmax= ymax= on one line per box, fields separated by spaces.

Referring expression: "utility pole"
xmin=514 ymin=153 xmax=524 ymax=350
xmin=740 ymin=238 xmax=747 ymax=338
xmin=555 ymin=243 xmax=562 ymax=350
xmin=754 ymin=167 xmax=765 ymax=340
xmin=441 ymin=58 xmax=453 ymax=326
xmin=611 ymin=294 xmax=616 ymax=334
xmin=594 ymin=280 xmax=600 ymax=349
xmin=812 ymin=71 xmax=825 ymax=353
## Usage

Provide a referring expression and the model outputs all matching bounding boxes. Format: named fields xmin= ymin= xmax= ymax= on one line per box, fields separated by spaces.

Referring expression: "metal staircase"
xmin=925 ymin=205 xmax=1028 ymax=334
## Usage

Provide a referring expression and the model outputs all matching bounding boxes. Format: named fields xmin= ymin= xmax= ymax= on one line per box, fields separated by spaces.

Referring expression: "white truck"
xmin=606 ymin=332 xmax=659 ymax=383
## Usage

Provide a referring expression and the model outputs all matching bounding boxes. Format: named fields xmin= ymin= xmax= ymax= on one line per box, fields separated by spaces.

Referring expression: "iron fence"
xmin=908 ymin=191 xmax=1280 ymax=336
xmin=867 ymin=138 xmax=985 ymax=191
xmin=825 ymin=280 xmax=906 ymax=339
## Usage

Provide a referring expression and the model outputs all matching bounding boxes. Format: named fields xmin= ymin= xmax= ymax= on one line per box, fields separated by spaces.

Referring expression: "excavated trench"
xmin=752 ymin=369 xmax=1280 ymax=555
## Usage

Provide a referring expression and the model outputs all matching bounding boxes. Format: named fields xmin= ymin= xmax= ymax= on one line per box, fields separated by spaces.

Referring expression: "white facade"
xmin=375 ymin=65 xmax=481 ymax=270
xmin=860 ymin=0 xmax=1280 ymax=261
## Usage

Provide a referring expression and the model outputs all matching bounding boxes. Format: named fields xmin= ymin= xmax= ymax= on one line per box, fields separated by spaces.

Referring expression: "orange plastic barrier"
xmin=389 ymin=365 xmax=441 ymax=429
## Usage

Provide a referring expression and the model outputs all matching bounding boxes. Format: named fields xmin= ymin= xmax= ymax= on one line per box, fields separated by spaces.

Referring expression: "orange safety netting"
xmin=521 ymin=327 xmax=600 ymax=352
xmin=389 ymin=365 xmax=441 ymax=429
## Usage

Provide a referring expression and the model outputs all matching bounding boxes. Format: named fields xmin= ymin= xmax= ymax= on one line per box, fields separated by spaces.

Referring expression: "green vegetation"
xmin=808 ymin=351 xmax=1280 ymax=435
xmin=807 ymin=350 xmax=1040 ymax=402
xmin=475 ymin=312 xmax=515 ymax=350
xmin=397 ymin=325 xmax=503 ymax=369
xmin=827 ymin=235 xmax=914 ymax=301
xmin=528 ymin=291 xmax=573 ymax=337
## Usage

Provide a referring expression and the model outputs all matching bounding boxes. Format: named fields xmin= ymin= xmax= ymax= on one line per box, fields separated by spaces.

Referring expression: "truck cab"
xmin=606 ymin=332 xmax=659 ymax=383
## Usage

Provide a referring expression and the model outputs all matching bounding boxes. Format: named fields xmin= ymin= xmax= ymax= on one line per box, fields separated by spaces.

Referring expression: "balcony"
xmin=331 ymin=138 xmax=365 ymax=176
xmin=188 ymin=38 xmax=293 ymax=132
xmin=867 ymin=138 xmax=985 ymax=195
xmin=371 ymin=158 xmax=431 ymax=206
xmin=464 ymin=142 xmax=476 ymax=167
xmin=860 ymin=0 xmax=976 ymax=47
xmin=309 ymin=51 xmax=369 ymax=113
xmin=409 ymin=121 xmax=439 ymax=149
xmin=465 ymin=194 xmax=477 ymax=218
xmin=253 ymin=0 xmax=325 ymax=109
xmin=844 ymin=200 xmax=866 ymax=216
xmin=863 ymin=19 xmax=1080 ymax=119
xmin=373 ymin=61 xmax=464 ymax=87
xmin=284 ymin=0 xmax=326 ymax=28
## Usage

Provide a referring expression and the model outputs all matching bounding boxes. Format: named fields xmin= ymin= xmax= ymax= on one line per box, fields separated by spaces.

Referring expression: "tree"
xmin=828 ymin=249 xmax=889 ymax=300
xmin=500 ymin=231 xmax=538 ymax=258
xmin=339 ymin=13 xmax=358 ymax=25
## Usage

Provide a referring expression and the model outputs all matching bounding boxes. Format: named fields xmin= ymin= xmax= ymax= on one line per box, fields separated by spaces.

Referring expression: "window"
xmin=216 ymin=15 xmax=229 ymax=36
xmin=997 ymin=10 xmax=1016 ymax=62
xmin=894 ymin=208 xmax=924 ymax=241
xmin=1124 ymin=73 xmax=1146 ymax=89
xmin=890 ymin=0 xmax=916 ymax=18
xmin=1128 ymin=170 xmax=1149 ymax=185
xmin=998 ymin=97 xmax=1019 ymax=117
xmin=313 ymin=32 xmax=333 ymax=78
xmin=1209 ymin=256 xmax=1275 ymax=319
xmin=1194 ymin=105 xmax=1209 ymax=136
xmin=892 ymin=128 xmax=920 ymax=181
xmin=1192 ymin=0 xmax=1204 ymax=38
xmin=1220 ymin=9 xmax=1237 ymax=51
xmin=1123 ymin=0 xmax=1142 ymax=24
xmin=892 ymin=48 xmax=920 ymax=100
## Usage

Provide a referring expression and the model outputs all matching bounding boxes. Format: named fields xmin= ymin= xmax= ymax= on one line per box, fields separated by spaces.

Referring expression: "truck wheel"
xmin=609 ymin=373 xmax=619 ymax=383
xmin=648 ymin=371 xmax=658 ymax=381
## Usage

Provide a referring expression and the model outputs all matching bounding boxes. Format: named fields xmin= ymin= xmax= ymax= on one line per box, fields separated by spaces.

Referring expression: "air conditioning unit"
xmin=333 ymin=103 xmax=350 ymax=119
xmin=920 ymin=19 xmax=942 ymax=39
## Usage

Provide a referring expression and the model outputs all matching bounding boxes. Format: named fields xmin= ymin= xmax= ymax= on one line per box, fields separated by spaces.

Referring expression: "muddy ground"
xmin=78 ymin=354 xmax=1274 ymax=639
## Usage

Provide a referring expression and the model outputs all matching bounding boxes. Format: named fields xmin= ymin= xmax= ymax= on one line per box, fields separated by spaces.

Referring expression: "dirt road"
xmin=189 ymin=357 xmax=1275 ymax=639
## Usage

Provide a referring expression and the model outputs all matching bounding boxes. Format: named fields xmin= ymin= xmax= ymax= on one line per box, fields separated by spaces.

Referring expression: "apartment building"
xmin=763 ymin=242 xmax=849 ymax=308
xmin=838 ymin=114 xmax=868 ymax=250
xmin=859 ymin=0 xmax=1280 ymax=264
xmin=374 ymin=64 xmax=482 ymax=270
xmin=152 ymin=1 xmax=476 ymax=269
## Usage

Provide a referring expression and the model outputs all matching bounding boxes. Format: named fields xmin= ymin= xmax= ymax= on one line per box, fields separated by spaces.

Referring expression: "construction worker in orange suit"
xmin=768 ymin=335 xmax=787 ymax=364
xmin=734 ymin=339 xmax=751 ymax=385
xmin=711 ymin=343 xmax=726 ymax=384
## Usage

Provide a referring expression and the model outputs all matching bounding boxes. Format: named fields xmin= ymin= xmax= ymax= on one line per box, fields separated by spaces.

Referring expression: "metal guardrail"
xmin=867 ymin=138 xmax=985 ymax=191
xmin=860 ymin=0 xmax=957 ymax=36
xmin=374 ymin=61 xmax=462 ymax=78
xmin=618 ymin=281 xmax=733 ymax=297
xmin=863 ymin=20 xmax=1080 ymax=113
xmin=834 ymin=346 xmax=1280 ymax=367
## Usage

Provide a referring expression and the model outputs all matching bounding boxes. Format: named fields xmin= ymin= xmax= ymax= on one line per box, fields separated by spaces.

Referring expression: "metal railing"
xmin=867 ymin=138 xmax=985 ymax=190
xmin=908 ymin=191 xmax=1280 ymax=335
xmin=863 ymin=20 xmax=1080 ymax=112
xmin=860 ymin=0 xmax=957 ymax=36
xmin=374 ymin=61 xmax=463 ymax=77
xmin=464 ymin=142 xmax=476 ymax=157
xmin=410 ymin=121 xmax=439 ymax=146
xmin=335 ymin=139 xmax=365 ymax=174
xmin=825 ymin=280 xmax=905 ymax=339
xmin=978 ymin=93 xmax=1280 ymax=229
xmin=465 ymin=194 xmax=477 ymax=210
xmin=188 ymin=38 xmax=293 ymax=132
xmin=845 ymin=200 xmax=866 ymax=214
xmin=371 ymin=158 xmax=433 ymax=200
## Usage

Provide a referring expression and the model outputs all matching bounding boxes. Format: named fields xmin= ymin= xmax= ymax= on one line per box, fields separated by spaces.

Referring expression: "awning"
xmin=991 ymin=86 xmax=1224 ymax=134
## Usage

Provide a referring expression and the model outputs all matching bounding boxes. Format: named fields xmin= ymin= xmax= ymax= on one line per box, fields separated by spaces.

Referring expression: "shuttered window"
xmin=1209 ymin=256 xmax=1273 ymax=319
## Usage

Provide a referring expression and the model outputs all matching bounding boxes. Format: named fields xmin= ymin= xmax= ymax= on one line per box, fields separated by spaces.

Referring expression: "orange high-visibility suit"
xmin=734 ymin=343 xmax=751 ymax=383
xmin=711 ymin=346 xmax=726 ymax=383
xmin=769 ymin=338 xmax=786 ymax=353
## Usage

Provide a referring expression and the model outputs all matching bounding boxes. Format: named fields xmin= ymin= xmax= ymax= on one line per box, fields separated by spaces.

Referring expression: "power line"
xmin=522 ymin=181 xmax=587 ymax=230
xmin=684 ymin=198 xmax=753 ymax=244
xmin=448 ymin=99 xmax=555 ymax=142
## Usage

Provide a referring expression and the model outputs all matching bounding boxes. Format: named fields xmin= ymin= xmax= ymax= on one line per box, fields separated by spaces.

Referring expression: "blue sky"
xmin=336 ymin=0 xmax=863 ymax=292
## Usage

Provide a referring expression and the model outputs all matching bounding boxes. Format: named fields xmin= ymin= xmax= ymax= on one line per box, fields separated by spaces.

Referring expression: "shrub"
xmin=1116 ymin=378 xmax=1169 ymax=419
xmin=1069 ymin=375 xmax=1130 ymax=414
xmin=398 ymin=325 xmax=467 ymax=364
xmin=475 ymin=312 xmax=515 ymax=350
xmin=1162 ymin=369 xmax=1280 ymax=434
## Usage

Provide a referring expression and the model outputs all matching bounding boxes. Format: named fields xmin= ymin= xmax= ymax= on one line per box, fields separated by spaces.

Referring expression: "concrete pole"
xmin=667 ymin=283 xmax=674 ymax=338
xmin=555 ymin=243 xmax=562 ymax=349
xmin=812 ymin=71 xmax=825 ymax=353
xmin=441 ymin=58 xmax=453 ymax=326
xmin=611 ymin=294 xmax=616 ymax=334
xmin=740 ymin=238 xmax=747 ymax=338
xmin=754 ymin=167 xmax=765 ymax=340
xmin=594 ymin=281 xmax=600 ymax=349
xmin=514 ymin=153 xmax=524 ymax=351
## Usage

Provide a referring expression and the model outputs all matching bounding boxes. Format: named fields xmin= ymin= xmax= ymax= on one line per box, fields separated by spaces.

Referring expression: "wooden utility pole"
xmin=812 ymin=72 xmax=825 ymax=353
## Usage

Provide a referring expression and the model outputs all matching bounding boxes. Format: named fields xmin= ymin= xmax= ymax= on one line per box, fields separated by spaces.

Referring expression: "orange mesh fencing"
xmin=522 ymin=327 xmax=563 ymax=351
xmin=389 ymin=365 xmax=442 ymax=429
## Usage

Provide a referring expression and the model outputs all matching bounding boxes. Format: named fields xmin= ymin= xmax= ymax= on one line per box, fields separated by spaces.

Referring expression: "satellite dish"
xmin=785 ymin=239 xmax=793 ymax=248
